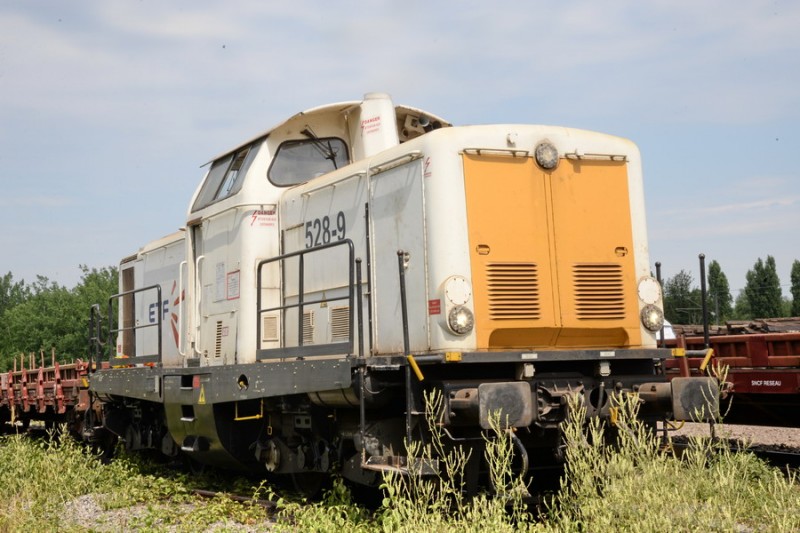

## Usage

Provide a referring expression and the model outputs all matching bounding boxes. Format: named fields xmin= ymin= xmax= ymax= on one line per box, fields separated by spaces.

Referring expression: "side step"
xmin=181 ymin=435 xmax=210 ymax=453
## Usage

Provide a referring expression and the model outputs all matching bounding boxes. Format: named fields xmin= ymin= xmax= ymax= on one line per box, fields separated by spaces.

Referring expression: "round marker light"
xmin=535 ymin=142 xmax=559 ymax=170
xmin=637 ymin=277 xmax=662 ymax=305
xmin=640 ymin=304 xmax=664 ymax=332
xmin=448 ymin=306 xmax=474 ymax=335
xmin=445 ymin=276 xmax=471 ymax=306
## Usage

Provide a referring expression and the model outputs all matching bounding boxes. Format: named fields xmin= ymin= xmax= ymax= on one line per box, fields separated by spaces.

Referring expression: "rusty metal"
xmin=0 ymin=355 xmax=102 ymax=428
xmin=665 ymin=330 xmax=800 ymax=426
xmin=192 ymin=489 xmax=277 ymax=510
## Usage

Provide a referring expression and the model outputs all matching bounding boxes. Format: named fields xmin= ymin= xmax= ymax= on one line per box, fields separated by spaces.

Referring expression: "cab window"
xmin=192 ymin=144 xmax=259 ymax=212
xmin=267 ymin=138 xmax=348 ymax=187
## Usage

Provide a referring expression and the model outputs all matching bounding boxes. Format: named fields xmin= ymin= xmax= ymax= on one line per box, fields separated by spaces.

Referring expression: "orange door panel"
xmin=549 ymin=159 xmax=641 ymax=347
xmin=462 ymin=155 xmax=558 ymax=348
xmin=463 ymin=154 xmax=642 ymax=350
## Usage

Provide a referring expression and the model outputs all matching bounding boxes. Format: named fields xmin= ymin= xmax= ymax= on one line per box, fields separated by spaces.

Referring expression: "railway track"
xmin=739 ymin=445 xmax=800 ymax=471
xmin=192 ymin=489 xmax=278 ymax=511
xmin=670 ymin=432 xmax=800 ymax=475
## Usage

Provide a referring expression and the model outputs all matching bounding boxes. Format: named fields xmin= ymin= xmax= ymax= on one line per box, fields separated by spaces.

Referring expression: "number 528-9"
xmin=305 ymin=211 xmax=346 ymax=248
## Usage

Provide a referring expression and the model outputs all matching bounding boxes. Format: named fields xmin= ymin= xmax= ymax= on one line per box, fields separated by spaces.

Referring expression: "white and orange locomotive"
xmin=87 ymin=93 xmax=716 ymax=489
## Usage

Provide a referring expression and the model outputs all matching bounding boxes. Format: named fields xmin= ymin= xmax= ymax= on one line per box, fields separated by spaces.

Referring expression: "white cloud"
xmin=94 ymin=3 xmax=241 ymax=40
xmin=2 ymin=0 xmax=798 ymax=129
xmin=658 ymin=195 xmax=799 ymax=219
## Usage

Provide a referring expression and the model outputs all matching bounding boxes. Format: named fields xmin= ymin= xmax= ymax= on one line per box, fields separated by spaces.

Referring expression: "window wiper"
xmin=301 ymin=127 xmax=338 ymax=170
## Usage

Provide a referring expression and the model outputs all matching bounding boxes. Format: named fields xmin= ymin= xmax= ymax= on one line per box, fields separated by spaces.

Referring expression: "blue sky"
xmin=1 ymin=1 xmax=798 ymax=297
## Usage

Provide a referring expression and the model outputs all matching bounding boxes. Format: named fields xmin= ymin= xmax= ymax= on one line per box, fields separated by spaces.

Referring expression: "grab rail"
xmin=105 ymin=284 xmax=163 ymax=366
xmin=256 ymin=239 xmax=360 ymax=360
xmin=88 ymin=304 xmax=103 ymax=372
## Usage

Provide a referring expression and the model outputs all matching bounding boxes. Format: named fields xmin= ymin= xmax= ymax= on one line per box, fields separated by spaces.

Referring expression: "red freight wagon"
xmin=665 ymin=330 xmax=800 ymax=427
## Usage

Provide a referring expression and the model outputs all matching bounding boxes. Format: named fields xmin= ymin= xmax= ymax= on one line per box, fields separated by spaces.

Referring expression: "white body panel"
xmin=281 ymin=123 xmax=656 ymax=355
xmin=118 ymin=231 xmax=186 ymax=366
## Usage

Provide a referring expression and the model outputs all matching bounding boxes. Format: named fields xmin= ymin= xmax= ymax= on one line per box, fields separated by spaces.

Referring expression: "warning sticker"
xmin=250 ymin=206 xmax=277 ymax=227
xmin=361 ymin=115 xmax=381 ymax=134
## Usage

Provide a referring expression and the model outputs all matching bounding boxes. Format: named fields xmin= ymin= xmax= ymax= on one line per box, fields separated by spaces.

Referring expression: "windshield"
xmin=192 ymin=143 xmax=260 ymax=212
xmin=267 ymin=137 xmax=349 ymax=187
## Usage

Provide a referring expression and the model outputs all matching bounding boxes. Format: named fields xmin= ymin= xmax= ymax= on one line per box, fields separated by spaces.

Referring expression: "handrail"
xmin=107 ymin=284 xmax=163 ymax=366
xmin=194 ymin=255 xmax=205 ymax=357
xmin=461 ymin=147 xmax=529 ymax=158
xmin=256 ymin=239 xmax=360 ymax=360
xmin=398 ymin=250 xmax=413 ymax=444
xmin=178 ymin=260 xmax=188 ymax=356
xmin=88 ymin=304 xmax=103 ymax=372
xmin=368 ymin=151 xmax=422 ymax=175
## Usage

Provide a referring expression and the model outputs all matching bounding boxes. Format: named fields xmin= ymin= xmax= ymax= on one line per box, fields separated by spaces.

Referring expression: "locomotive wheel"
xmin=93 ymin=430 xmax=119 ymax=463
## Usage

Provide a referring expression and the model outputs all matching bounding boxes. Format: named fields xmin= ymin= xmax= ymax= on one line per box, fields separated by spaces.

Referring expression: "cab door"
xmin=369 ymin=159 xmax=429 ymax=354
xmin=186 ymin=146 xmax=257 ymax=366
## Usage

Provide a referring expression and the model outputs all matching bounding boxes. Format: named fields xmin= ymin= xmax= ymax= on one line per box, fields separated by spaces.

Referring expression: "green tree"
xmin=791 ymin=259 xmax=800 ymax=317
xmin=707 ymin=260 xmax=733 ymax=324
xmin=781 ymin=297 xmax=792 ymax=318
xmin=663 ymin=270 xmax=702 ymax=324
xmin=744 ymin=255 xmax=783 ymax=319
xmin=733 ymin=290 xmax=751 ymax=320
xmin=0 ymin=272 xmax=30 ymax=316
xmin=0 ymin=277 xmax=73 ymax=369
xmin=74 ymin=265 xmax=118 ymax=314
xmin=0 ymin=266 xmax=118 ymax=370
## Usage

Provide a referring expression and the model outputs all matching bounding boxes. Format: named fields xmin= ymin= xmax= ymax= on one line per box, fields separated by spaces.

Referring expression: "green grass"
xmin=540 ymin=394 xmax=800 ymax=532
xmin=1 ymin=394 xmax=798 ymax=532
xmin=0 ymin=430 xmax=268 ymax=532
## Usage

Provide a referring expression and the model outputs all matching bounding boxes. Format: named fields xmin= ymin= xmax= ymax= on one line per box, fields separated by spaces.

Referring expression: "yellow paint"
xmin=407 ymin=355 xmax=425 ymax=381
xmin=462 ymin=154 xmax=641 ymax=350
xmin=672 ymin=348 xmax=686 ymax=357
xmin=234 ymin=399 xmax=264 ymax=421
xmin=699 ymin=348 xmax=715 ymax=372
xmin=445 ymin=351 xmax=462 ymax=362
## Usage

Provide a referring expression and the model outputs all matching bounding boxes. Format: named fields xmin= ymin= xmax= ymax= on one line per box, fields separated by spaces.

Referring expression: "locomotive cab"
xmin=180 ymin=93 xmax=450 ymax=369
xmin=114 ymin=93 xmax=451 ymax=369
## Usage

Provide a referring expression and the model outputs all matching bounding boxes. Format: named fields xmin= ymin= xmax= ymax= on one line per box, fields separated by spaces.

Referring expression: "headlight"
xmin=637 ymin=277 xmax=661 ymax=305
xmin=448 ymin=306 xmax=474 ymax=335
xmin=534 ymin=142 xmax=559 ymax=170
xmin=640 ymin=304 xmax=664 ymax=332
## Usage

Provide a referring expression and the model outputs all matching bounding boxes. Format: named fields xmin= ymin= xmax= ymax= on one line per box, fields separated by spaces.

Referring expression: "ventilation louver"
xmin=573 ymin=263 xmax=626 ymax=319
xmin=486 ymin=263 xmax=540 ymax=320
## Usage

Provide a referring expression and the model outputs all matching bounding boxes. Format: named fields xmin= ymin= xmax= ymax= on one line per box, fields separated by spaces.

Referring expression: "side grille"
xmin=261 ymin=315 xmax=279 ymax=342
xmin=573 ymin=263 xmax=626 ymax=319
xmin=302 ymin=310 xmax=315 ymax=345
xmin=486 ymin=263 xmax=540 ymax=320
xmin=215 ymin=321 xmax=223 ymax=357
xmin=330 ymin=306 xmax=350 ymax=342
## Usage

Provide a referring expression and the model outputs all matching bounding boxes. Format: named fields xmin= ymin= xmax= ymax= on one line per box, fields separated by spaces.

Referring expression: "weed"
xmin=1 ymin=381 xmax=797 ymax=533
xmin=541 ymin=392 xmax=800 ymax=532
